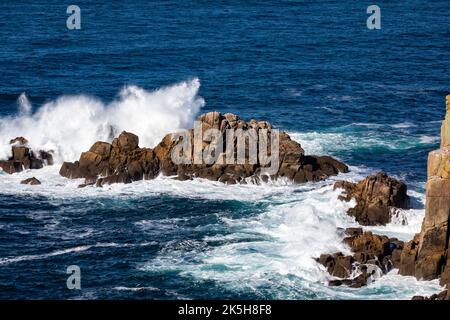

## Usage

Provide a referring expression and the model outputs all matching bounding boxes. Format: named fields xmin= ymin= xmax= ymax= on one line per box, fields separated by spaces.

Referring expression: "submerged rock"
xmin=20 ymin=177 xmax=41 ymax=185
xmin=59 ymin=112 xmax=348 ymax=187
xmin=334 ymin=172 xmax=410 ymax=225
xmin=0 ymin=137 xmax=53 ymax=174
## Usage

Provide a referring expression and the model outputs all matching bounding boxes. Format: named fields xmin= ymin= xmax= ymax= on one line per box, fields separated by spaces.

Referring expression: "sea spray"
xmin=0 ymin=79 xmax=204 ymax=163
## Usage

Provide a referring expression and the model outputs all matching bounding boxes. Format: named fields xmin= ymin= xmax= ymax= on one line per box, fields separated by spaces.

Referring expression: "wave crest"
xmin=0 ymin=78 xmax=204 ymax=162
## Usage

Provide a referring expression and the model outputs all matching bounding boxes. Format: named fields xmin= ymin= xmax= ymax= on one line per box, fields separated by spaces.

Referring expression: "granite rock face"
xmin=60 ymin=131 xmax=159 ymax=187
xmin=59 ymin=112 xmax=348 ymax=187
xmin=334 ymin=172 xmax=410 ymax=225
xmin=398 ymin=95 xmax=450 ymax=299
xmin=321 ymin=96 xmax=450 ymax=293
xmin=400 ymin=96 xmax=450 ymax=280
xmin=317 ymin=228 xmax=404 ymax=288
xmin=0 ymin=137 xmax=53 ymax=174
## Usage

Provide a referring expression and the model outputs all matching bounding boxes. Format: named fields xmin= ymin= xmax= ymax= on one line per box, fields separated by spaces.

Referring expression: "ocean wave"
xmin=0 ymin=79 xmax=204 ymax=162
xmin=136 ymin=183 xmax=438 ymax=299
xmin=289 ymin=130 xmax=439 ymax=156
xmin=0 ymin=243 xmax=119 ymax=266
xmin=419 ymin=135 xmax=440 ymax=144
xmin=114 ymin=286 xmax=160 ymax=292
xmin=390 ymin=122 xmax=417 ymax=129
xmin=0 ymin=242 xmax=156 ymax=266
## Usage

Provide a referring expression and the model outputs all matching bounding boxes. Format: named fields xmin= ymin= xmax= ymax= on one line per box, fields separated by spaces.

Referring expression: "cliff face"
xmin=399 ymin=95 xmax=450 ymax=295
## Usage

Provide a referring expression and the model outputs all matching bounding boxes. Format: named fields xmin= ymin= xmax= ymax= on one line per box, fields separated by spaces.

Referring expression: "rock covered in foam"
xmin=0 ymin=137 xmax=53 ymax=174
xmin=20 ymin=177 xmax=41 ymax=185
xmin=334 ymin=172 xmax=410 ymax=225
xmin=59 ymin=112 xmax=348 ymax=187
xmin=317 ymin=228 xmax=404 ymax=288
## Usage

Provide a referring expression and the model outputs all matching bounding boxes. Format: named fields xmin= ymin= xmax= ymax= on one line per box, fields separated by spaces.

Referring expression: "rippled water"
xmin=0 ymin=1 xmax=449 ymax=299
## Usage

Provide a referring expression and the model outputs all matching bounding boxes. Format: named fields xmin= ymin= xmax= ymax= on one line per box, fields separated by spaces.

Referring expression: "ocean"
xmin=0 ymin=0 xmax=449 ymax=299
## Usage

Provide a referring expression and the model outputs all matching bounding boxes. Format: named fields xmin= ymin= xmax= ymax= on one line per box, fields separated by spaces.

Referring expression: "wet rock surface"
xmin=20 ymin=177 xmax=41 ymax=185
xmin=321 ymin=96 xmax=450 ymax=299
xmin=396 ymin=96 xmax=450 ymax=300
xmin=59 ymin=112 xmax=348 ymax=187
xmin=0 ymin=137 xmax=53 ymax=174
xmin=317 ymin=228 xmax=404 ymax=288
xmin=334 ymin=172 xmax=410 ymax=225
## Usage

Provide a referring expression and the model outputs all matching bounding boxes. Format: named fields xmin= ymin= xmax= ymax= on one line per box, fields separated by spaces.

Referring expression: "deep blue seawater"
xmin=0 ymin=1 xmax=449 ymax=299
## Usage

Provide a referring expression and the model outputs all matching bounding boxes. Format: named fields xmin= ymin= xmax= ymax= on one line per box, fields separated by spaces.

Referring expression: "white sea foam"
xmin=0 ymin=243 xmax=119 ymax=266
xmin=0 ymin=163 xmax=441 ymax=299
xmin=0 ymin=78 xmax=204 ymax=162
xmin=137 ymin=182 xmax=441 ymax=299
xmin=419 ymin=135 xmax=440 ymax=144
xmin=0 ymin=242 xmax=156 ymax=266
xmin=289 ymin=130 xmax=439 ymax=157
xmin=391 ymin=122 xmax=417 ymax=129
xmin=113 ymin=286 xmax=160 ymax=292
xmin=0 ymin=90 xmax=442 ymax=299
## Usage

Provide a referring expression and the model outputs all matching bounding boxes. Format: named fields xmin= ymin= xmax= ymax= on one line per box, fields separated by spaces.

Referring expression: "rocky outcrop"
xmin=397 ymin=95 xmax=450 ymax=298
xmin=60 ymin=131 xmax=159 ymax=187
xmin=319 ymin=96 xmax=450 ymax=296
xmin=317 ymin=228 xmax=404 ymax=288
xmin=412 ymin=290 xmax=448 ymax=300
xmin=59 ymin=112 xmax=348 ymax=187
xmin=0 ymin=137 xmax=53 ymax=174
xmin=20 ymin=177 xmax=41 ymax=185
xmin=334 ymin=172 xmax=410 ymax=225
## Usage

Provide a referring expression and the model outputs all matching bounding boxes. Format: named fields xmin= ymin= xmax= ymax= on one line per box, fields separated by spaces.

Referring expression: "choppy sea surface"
xmin=0 ymin=1 xmax=449 ymax=299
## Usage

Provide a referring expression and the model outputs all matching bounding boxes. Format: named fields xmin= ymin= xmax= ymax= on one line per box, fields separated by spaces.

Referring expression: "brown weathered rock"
xmin=317 ymin=252 xmax=355 ymax=279
xmin=9 ymin=136 xmax=28 ymax=145
xmin=317 ymin=229 xmax=403 ymax=288
xmin=412 ymin=290 xmax=448 ymax=301
xmin=59 ymin=113 xmax=348 ymax=187
xmin=20 ymin=177 xmax=41 ymax=185
xmin=441 ymin=95 xmax=450 ymax=148
xmin=393 ymin=95 xmax=450 ymax=300
xmin=334 ymin=172 xmax=410 ymax=225
xmin=59 ymin=131 xmax=159 ymax=187
xmin=89 ymin=141 xmax=112 ymax=159
xmin=329 ymin=271 xmax=371 ymax=288
xmin=118 ymin=131 xmax=139 ymax=153
xmin=0 ymin=138 xmax=53 ymax=174
xmin=0 ymin=160 xmax=23 ymax=174
xmin=39 ymin=150 xmax=54 ymax=166
xmin=151 ymin=112 xmax=347 ymax=184
xmin=398 ymin=235 xmax=420 ymax=276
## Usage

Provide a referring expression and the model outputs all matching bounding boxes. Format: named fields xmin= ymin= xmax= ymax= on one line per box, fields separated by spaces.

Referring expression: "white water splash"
xmin=0 ymin=78 xmax=204 ymax=162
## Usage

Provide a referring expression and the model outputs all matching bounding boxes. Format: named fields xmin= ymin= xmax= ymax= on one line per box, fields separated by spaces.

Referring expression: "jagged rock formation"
xmin=398 ymin=95 xmax=450 ymax=299
xmin=317 ymin=228 xmax=404 ymax=288
xmin=59 ymin=112 xmax=348 ymax=187
xmin=318 ymin=96 xmax=450 ymax=295
xmin=334 ymin=172 xmax=410 ymax=225
xmin=0 ymin=137 xmax=53 ymax=174
xmin=60 ymin=131 xmax=159 ymax=187
xmin=412 ymin=290 xmax=448 ymax=300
